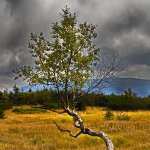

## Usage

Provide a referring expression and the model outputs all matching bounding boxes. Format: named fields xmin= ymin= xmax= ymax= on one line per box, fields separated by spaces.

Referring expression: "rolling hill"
xmin=103 ymin=78 xmax=150 ymax=97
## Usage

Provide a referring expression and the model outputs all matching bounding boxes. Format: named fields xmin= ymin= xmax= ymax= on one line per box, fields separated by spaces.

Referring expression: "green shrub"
xmin=75 ymin=100 xmax=86 ymax=111
xmin=116 ymin=112 xmax=130 ymax=121
xmin=107 ymin=96 xmax=144 ymax=110
xmin=104 ymin=109 xmax=114 ymax=120
xmin=12 ymin=108 xmax=47 ymax=114
xmin=0 ymin=109 xmax=5 ymax=119
xmin=43 ymin=102 xmax=60 ymax=109
xmin=0 ymin=101 xmax=13 ymax=110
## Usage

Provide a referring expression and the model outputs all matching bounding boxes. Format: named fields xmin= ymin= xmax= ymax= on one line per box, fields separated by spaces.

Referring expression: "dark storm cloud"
xmin=96 ymin=1 xmax=150 ymax=79
xmin=99 ymin=4 xmax=147 ymax=47
xmin=1 ymin=0 xmax=150 ymax=89
xmin=0 ymin=0 xmax=71 ymax=89
xmin=107 ymin=7 xmax=146 ymax=33
xmin=0 ymin=0 xmax=35 ymax=89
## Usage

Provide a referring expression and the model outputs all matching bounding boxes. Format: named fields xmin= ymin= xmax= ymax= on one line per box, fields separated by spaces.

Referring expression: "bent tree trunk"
xmin=83 ymin=128 xmax=114 ymax=150
xmin=54 ymin=108 xmax=114 ymax=150
xmin=34 ymin=106 xmax=114 ymax=150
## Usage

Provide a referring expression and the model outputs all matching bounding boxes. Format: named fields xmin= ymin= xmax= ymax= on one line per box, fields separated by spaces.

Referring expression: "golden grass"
xmin=0 ymin=107 xmax=150 ymax=150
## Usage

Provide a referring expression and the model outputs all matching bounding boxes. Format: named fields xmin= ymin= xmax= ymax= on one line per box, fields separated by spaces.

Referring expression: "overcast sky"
xmin=1 ymin=0 xmax=150 ymax=90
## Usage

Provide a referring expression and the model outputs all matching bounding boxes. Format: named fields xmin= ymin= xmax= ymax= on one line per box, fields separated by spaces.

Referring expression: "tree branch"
xmin=54 ymin=120 xmax=82 ymax=138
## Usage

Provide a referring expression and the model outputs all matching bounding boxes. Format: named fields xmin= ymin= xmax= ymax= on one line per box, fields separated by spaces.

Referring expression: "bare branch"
xmin=85 ymin=50 xmax=123 ymax=94
xmin=54 ymin=121 xmax=82 ymax=138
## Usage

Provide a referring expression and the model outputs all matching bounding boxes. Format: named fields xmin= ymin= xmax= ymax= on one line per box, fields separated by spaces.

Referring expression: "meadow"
xmin=0 ymin=107 xmax=150 ymax=150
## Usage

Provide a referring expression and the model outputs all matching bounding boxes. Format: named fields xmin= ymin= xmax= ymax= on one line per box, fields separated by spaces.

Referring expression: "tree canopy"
xmin=14 ymin=7 xmax=99 ymax=90
xmin=14 ymin=7 xmax=121 ymax=108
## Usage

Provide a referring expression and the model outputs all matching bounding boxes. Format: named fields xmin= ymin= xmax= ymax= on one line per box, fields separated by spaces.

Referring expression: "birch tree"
xmin=14 ymin=6 xmax=122 ymax=150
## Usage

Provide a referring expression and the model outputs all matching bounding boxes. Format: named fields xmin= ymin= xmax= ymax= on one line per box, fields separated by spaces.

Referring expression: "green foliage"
xmin=75 ymin=100 xmax=86 ymax=111
xmin=3 ymin=89 xmax=9 ymax=100
xmin=116 ymin=113 xmax=130 ymax=121
xmin=106 ymin=95 xmax=144 ymax=110
xmin=43 ymin=102 xmax=60 ymax=109
xmin=104 ymin=110 xmax=130 ymax=121
xmin=14 ymin=6 xmax=99 ymax=90
xmin=104 ymin=109 xmax=114 ymax=120
xmin=13 ymin=6 xmax=101 ymax=110
xmin=13 ymin=85 xmax=19 ymax=94
xmin=12 ymin=108 xmax=47 ymax=114
xmin=7 ymin=89 xmax=150 ymax=111
xmin=0 ymin=91 xmax=3 ymax=100
xmin=0 ymin=101 xmax=13 ymax=111
xmin=0 ymin=109 xmax=5 ymax=119
xmin=143 ymin=97 xmax=150 ymax=109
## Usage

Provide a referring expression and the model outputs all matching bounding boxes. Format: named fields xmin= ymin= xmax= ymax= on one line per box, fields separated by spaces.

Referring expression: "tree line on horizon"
xmin=0 ymin=86 xmax=150 ymax=111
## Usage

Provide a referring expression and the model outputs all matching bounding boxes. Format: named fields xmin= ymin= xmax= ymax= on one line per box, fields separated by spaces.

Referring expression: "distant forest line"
xmin=0 ymin=87 xmax=150 ymax=111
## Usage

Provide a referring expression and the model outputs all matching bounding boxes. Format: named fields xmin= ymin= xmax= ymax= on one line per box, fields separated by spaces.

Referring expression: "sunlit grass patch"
xmin=113 ymin=136 xmax=131 ymax=148
xmin=0 ymin=107 xmax=150 ymax=150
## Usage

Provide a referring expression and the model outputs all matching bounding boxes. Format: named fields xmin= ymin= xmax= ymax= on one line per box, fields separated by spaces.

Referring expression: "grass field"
xmin=0 ymin=106 xmax=150 ymax=150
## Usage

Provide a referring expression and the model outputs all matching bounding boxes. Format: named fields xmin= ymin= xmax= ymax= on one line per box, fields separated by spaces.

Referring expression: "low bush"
xmin=0 ymin=109 xmax=5 ymax=119
xmin=0 ymin=101 xmax=13 ymax=110
xmin=75 ymin=100 xmax=86 ymax=111
xmin=12 ymin=108 xmax=47 ymax=114
xmin=104 ymin=110 xmax=114 ymax=120
xmin=116 ymin=113 xmax=130 ymax=121
xmin=107 ymin=96 xmax=144 ymax=110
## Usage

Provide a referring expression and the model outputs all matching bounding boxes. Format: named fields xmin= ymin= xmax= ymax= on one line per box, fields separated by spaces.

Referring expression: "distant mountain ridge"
xmin=103 ymin=78 xmax=150 ymax=97
xmin=21 ymin=78 xmax=150 ymax=97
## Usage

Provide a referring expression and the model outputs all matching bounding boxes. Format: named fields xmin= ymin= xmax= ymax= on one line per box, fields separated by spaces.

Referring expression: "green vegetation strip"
xmin=12 ymin=108 xmax=47 ymax=114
